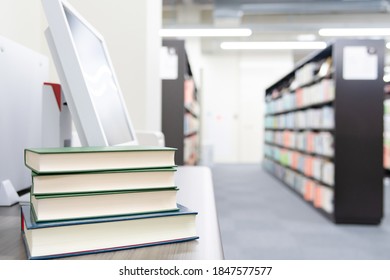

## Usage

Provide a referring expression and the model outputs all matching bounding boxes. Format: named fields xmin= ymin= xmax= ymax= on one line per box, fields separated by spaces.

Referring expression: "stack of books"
xmin=21 ymin=146 xmax=198 ymax=259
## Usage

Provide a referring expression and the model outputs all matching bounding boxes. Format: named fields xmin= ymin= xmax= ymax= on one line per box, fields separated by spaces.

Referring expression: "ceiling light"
xmin=220 ymin=41 xmax=327 ymax=50
xmin=319 ymin=28 xmax=390 ymax=37
xmin=159 ymin=28 xmax=252 ymax=37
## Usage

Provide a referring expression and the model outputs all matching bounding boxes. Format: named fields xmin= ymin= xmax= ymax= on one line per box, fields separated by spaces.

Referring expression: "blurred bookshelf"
xmin=162 ymin=39 xmax=200 ymax=165
xmin=263 ymin=39 xmax=385 ymax=224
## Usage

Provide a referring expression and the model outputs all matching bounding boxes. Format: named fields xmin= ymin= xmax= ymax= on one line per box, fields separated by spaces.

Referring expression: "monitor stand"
xmin=0 ymin=180 xmax=29 ymax=206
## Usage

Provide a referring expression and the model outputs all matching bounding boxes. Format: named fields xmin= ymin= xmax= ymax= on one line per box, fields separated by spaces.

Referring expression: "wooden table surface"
xmin=0 ymin=166 xmax=224 ymax=260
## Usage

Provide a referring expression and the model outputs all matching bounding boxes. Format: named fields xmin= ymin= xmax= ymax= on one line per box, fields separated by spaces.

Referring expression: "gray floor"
xmin=211 ymin=163 xmax=390 ymax=260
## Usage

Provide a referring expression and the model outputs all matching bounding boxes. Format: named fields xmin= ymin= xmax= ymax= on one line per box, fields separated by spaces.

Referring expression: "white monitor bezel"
xmin=42 ymin=0 xmax=138 ymax=147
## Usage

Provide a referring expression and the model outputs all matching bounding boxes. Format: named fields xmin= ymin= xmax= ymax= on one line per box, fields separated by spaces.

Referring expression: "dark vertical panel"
xmin=333 ymin=39 xmax=384 ymax=224
xmin=162 ymin=40 xmax=185 ymax=165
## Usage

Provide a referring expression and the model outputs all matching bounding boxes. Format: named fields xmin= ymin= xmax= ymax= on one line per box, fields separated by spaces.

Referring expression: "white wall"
xmin=202 ymin=53 xmax=241 ymax=163
xmin=0 ymin=0 xmax=44 ymax=54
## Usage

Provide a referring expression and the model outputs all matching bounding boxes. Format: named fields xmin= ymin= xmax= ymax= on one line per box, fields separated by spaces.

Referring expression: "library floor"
xmin=211 ymin=164 xmax=390 ymax=260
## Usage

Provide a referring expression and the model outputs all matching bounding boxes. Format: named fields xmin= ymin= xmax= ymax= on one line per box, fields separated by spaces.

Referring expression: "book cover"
xmin=21 ymin=203 xmax=198 ymax=260
xmin=31 ymin=167 xmax=177 ymax=195
xmin=24 ymin=145 xmax=177 ymax=174
xmin=31 ymin=187 xmax=179 ymax=222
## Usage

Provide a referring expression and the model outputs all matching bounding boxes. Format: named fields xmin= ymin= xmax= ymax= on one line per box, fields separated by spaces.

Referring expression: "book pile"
xmin=264 ymin=144 xmax=335 ymax=186
xmin=265 ymin=78 xmax=335 ymax=115
xmin=265 ymin=130 xmax=334 ymax=157
xmin=263 ymin=157 xmax=334 ymax=214
xmin=21 ymin=146 xmax=198 ymax=259
xmin=265 ymin=106 xmax=334 ymax=130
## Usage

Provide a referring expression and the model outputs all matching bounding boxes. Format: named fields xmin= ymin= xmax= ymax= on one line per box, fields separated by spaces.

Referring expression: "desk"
xmin=0 ymin=166 xmax=224 ymax=260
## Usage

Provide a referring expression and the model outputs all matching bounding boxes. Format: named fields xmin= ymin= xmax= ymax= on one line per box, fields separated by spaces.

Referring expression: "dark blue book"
xmin=21 ymin=203 xmax=198 ymax=260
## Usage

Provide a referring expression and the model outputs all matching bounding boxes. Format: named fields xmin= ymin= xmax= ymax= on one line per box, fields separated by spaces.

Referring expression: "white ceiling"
xmin=162 ymin=0 xmax=390 ymax=58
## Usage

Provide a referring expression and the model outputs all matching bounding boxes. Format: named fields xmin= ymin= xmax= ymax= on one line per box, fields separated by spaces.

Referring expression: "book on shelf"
xmin=31 ymin=167 xmax=177 ymax=195
xmin=31 ymin=187 xmax=179 ymax=222
xmin=21 ymin=203 xmax=198 ymax=260
xmin=384 ymin=137 xmax=390 ymax=170
xmin=314 ymin=184 xmax=334 ymax=214
xmin=303 ymin=180 xmax=315 ymax=201
xmin=321 ymin=161 xmax=334 ymax=186
xmin=384 ymin=100 xmax=390 ymax=170
xmin=264 ymin=145 xmax=335 ymax=187
xmin=385 ymin=99 xmax=390 ymax=115
xmin=24 ymin=146 xmax=176 ymax=174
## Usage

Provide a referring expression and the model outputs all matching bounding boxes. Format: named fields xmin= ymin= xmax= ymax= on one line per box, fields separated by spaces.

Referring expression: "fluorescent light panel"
xmin=159 ymin=28 xmax=252 ymax=37
xmin=319 ymin=28 xmax=390 ymax=37
xmin=220 ymin=41 xmax=327 ymax=50
xmin=297 ymin=34 xmax=317 ymax=41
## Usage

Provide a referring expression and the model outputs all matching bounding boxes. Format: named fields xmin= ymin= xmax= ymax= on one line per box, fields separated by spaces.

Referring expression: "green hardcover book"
xmin=21 ymin=203 xmax=198 ymax=260
xmin=24 ymin=146 xmax=177 ymax=174
xmin=31 ymin=167 xmax=177 ymax=195
xmin=31 ymin=187 xmax=179 ymax=222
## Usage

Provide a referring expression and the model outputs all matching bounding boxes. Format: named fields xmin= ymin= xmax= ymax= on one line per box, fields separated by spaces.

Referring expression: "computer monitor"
xmin=42 ymin=0 xmax=138 ymax=147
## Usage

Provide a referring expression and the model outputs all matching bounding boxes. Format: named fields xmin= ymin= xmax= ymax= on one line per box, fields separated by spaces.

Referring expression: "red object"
xmin=384 ymin=144 xmax=390 ymax=169
xmin=21 ymin=213 xmax=25 ymax=231
xmin=304 ymin=180 xmax=314 ymax=201
xmin=44 ymin=82 xmax=62 ymax=111
xmin=313 ymin=185 xmax=322 ymax=208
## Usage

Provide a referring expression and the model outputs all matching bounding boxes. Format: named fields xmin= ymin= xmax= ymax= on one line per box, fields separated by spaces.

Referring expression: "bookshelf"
xmin=162 ymin=39 xmax=200 ymax=166
xmin=263 ymin=39 xmax=385 ymax=224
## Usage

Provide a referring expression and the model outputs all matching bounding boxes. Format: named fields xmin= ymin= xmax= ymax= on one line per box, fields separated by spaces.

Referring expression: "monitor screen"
xmin=42 ymin=0 xmax=138 ymax=147
xmin=64 ymin=7 xmax=134 ymax=146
